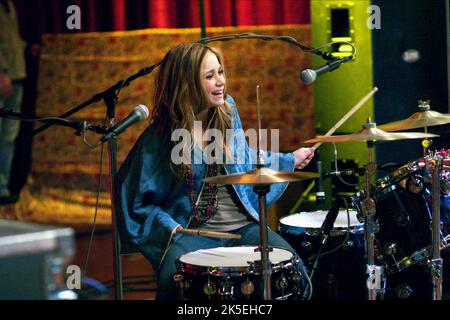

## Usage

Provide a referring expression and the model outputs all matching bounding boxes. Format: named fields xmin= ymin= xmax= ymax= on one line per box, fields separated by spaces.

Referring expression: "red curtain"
xmin=15 ymin=0 xmax=310 ymax=41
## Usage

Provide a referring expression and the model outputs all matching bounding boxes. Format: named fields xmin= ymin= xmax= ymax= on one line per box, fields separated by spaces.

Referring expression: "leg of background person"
xmin=0 ymin=82 xmax=23 ymax=201
xmin=155 ymin=234 xmax=223 ymax=300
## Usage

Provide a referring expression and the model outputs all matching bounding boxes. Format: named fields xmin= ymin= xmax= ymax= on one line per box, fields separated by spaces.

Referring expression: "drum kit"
xmin=174 ymin=96 xmax=450 ymax=301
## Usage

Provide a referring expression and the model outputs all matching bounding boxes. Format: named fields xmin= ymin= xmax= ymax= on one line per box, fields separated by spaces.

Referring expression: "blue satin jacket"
xmin=117 ymin=95 xmax=295 ymax=269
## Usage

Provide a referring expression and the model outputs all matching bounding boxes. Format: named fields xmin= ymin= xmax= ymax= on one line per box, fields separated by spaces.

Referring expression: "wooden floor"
xmin=73 ymin=227 xmax=156 ymax=300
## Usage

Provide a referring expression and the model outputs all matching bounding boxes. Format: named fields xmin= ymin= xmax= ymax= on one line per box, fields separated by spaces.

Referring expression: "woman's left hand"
xmin=294 ymin=147 xmax=315 ymax=170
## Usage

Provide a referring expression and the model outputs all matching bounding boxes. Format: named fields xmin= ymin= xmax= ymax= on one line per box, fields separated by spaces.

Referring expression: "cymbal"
xmin=303 ymin=122 xmax=439 ymax=144
xmin=377 ymin=100 xmax=450 ymax=132
xmin=377 ymin=110 xmax=450 ymax=132
xmin=203 ymin=167 xmax=319 ymax=185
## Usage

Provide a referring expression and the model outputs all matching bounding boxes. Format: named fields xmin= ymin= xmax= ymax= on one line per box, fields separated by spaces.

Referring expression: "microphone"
xmin=320 ymin=200 xmax=341 ymax=236
xmin=300 ymin=56 xmax=353 ymax=84
xmin=315 ymin=160 xmax=325 ymax=205
xmin=101 ymin=104 xmax=149 ymax=142
xmin=324 ymin=168 xmax=354 ymax=178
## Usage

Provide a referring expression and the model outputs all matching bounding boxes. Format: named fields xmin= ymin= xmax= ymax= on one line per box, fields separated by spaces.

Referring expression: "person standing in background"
xmin=0 ymin=0 xmax=26 ymax=204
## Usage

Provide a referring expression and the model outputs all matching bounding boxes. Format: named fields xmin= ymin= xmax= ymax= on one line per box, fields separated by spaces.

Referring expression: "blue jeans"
xmin=155 ymin=222 xmax=307 ymax=300
xmin=0 ymin=82 xmax=23 ymax=195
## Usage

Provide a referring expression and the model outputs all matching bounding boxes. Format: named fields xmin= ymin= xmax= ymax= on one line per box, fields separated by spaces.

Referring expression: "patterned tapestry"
xmin=2 ymin=25 xmax=314 ymax=226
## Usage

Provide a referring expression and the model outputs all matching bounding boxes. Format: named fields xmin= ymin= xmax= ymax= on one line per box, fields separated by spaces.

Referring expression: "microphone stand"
xmin=30 ymin=60 xmax=162 ymax=300
xmin=0 ymin=109 xmax=108 ymax=135
xmin=101 ymin=92 xmax=124 ymax=300
xmin=2 ymin=105 xmax=125 ymax=300
xmin=32 ymin=62 xmax=161 ymax=136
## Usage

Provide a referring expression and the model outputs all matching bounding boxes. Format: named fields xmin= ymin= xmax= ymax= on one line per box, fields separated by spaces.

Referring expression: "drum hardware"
xmin=429 ymin=157 xmax=443 ymax=300
xmin=280 ymin=206 xmax=366 ymax=300
xmin=218 ymin=277 xmax=234 ymax=299
xmin=395 ymin=283 xmax=414 ymax=299
xmin=362 ymin=137 xmax=383 ymax=301
xmin=304 ymin=118 xmax=441 ymax=300
xmin=203 ymin=161 xmax=317 ymax=301
xmin=241 ymin=279 xmax=255 ymax=296
xmin=173 ymin=273 xmax=187 ymax=300
xmin=203 ymin=278 xmax=216 ymax=296
xmin=301 ymin=202 xmax=341 ymax=299
xmin=354 ymin=149 xmax=450 ymax=299
xmin=407 ymin=175 xmax=424 ymax=194
xmin=203 ymin=85 xmax=318 ymax=300
xmin=342 ymin=238 xmax=355 ymax=251
xmin=175 ymin=246 xmax=301 ymax=300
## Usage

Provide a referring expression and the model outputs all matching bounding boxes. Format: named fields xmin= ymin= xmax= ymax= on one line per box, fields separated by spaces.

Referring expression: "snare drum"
xmin=279 ymin=210 xmax=366 ymax=300
xmin=174 ymin=246 xmax=303 ymax=300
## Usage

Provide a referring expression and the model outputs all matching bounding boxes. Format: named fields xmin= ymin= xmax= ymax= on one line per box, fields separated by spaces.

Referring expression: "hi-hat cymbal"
xmin=203 ymin=167 xmax=319 ymax=185
xmin=303 ymin=122 xmax=439 ymax=144
xmin=377 ymin=100 xmax=450 ymax=132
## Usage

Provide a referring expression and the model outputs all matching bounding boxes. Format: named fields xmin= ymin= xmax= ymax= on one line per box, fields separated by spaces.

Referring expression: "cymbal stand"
xmin=428 ymin=156 xmax=443 ymax=300
xmin=253 ymin=85 xmax=273 ymax=300
xmin=360 ymin=136 xmax=384 ymax=300
xmin=254 ymin=181 xmax=273 ymax=300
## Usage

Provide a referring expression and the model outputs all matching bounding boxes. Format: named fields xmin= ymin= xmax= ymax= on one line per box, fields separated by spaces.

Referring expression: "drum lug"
xmin=276 ymin=275 xmax=289 ymax=290
xmin=240 ymin=279 xmax=255 ymax=296
xmin=173 ymin=273 xmax=187 ymax=300
xmin=407 ymin=176 xmax=424 ymax=194
xmin=394 ymin=211 xmax=410 ymax=226
xmin=342 ymin=239 xmax=355 ymax=252
xmin=173 ymin=273 xmax=184 ymax=285
xmin=384 ymin=243 xmax=398 ymax=256
xmin=218 ymin=277 xmax=234 ymax=300
xmin=395 ymin=283 xmax=414 ymax=299
xmin=203 ymin=278 xmax=217 ymax=297
xmin=292 ymin=270 xmax=303 ymax=295
xmin=300 ymin=240 xmax=313 ymax=255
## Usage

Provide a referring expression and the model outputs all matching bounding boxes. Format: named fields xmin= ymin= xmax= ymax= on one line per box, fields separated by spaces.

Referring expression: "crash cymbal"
xmin=378 ymin=100 xmax=450 ymax=132
xmin=203 ymin=167 xmax=319 ymax=185
xmin=303 ymin=121 xmax=439 ymax=144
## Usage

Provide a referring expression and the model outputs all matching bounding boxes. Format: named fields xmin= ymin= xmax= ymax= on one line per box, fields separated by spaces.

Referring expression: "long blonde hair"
xmin=151 ymin=43 xmax=233 ymax=176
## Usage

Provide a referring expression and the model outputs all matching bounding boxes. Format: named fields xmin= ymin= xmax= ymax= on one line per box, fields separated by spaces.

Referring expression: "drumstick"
xmin=311 ymin=86 xmax=379 ymax=150
xmin=176 ymin=228 xmax=241 ymax=239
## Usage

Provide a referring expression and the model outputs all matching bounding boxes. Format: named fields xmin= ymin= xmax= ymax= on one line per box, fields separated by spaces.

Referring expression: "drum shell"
xmin=279 ymin=212 xmax=366 ymax=300
xmin=352 ymin=165 xmax=450 ymax=275
xmin=175 ymin=246 xmax=303 ymax=300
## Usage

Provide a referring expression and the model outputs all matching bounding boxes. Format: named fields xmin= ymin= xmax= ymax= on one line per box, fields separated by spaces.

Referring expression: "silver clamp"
xmin=366 ymin=264 xmax=385 ymax=297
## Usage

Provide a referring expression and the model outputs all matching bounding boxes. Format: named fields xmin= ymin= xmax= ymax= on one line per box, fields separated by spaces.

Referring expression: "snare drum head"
xmin=179 ymin=246 xmax=293 ymax=268
xmin=280 ymin=210 xmax=361 ymax=230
